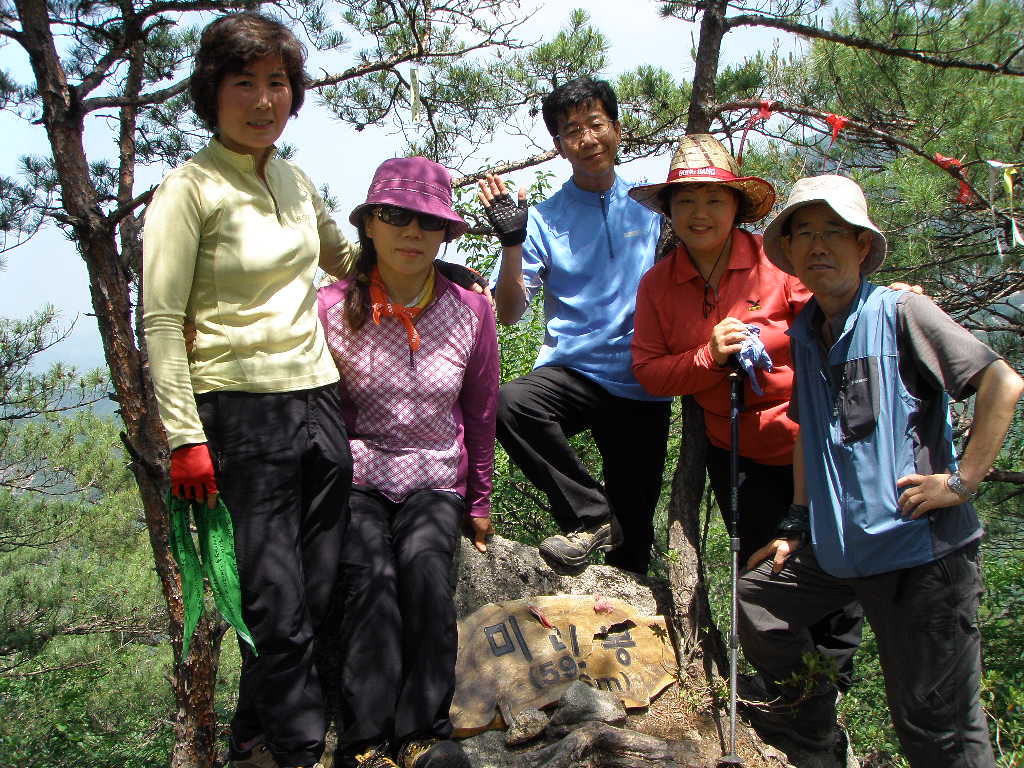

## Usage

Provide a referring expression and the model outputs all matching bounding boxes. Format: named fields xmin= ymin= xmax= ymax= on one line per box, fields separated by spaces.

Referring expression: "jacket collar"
xmin=560 ymin=174 xmax=626 ymax=207
xmin=669 ymin=227 xmax=758 ymax=284
xmin=321 ymin=265 xmax=453 ymax=316
xmin=208 ymin=137 xmax=279 ymax=173
xmin=831 ymin=278 xmax=873 ymax=344
xmin=791 ymin=278 xmax=871 ymax=348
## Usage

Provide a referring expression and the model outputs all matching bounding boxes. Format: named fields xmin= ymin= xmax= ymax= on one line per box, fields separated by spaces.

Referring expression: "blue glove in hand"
xmin=737 ymin=324 xmax=773 ymax=396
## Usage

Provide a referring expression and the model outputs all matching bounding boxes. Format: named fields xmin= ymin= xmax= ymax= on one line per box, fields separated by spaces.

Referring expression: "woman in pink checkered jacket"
xmin=317 ymin=156 xmax=498 ymax=768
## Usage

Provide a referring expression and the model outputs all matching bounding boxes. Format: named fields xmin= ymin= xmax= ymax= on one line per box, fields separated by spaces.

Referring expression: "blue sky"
xmin=0 ymin=1 xmax=792 ymax=371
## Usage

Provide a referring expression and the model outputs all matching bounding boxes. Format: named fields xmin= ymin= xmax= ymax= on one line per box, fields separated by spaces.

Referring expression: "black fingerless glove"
xmin=483 ymin=192 xmax=528 ymax=247
xmin=777 ymin=503 xmax=810 ymax=543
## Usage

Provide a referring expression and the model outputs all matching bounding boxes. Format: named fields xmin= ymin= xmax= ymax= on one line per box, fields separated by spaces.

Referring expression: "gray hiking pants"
xmin=737 ymin=542 xmax=994 ymax=768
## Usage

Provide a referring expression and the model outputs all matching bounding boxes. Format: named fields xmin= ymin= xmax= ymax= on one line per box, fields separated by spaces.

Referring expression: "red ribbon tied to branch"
xmin=825 ymin=114 xmax=849 ymax=149
xmin=934 ymin=152 xmax=975 ymax=204
xmin=736 ymin=100 xmax=775 ymax=165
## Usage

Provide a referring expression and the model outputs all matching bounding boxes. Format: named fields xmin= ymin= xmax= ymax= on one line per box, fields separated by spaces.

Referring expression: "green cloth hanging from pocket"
xmin=167 ymin=494 xmax=257 ymax=658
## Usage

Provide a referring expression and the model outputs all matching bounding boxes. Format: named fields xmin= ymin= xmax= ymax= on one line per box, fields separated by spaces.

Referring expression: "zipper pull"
xmin=600 ymin=192 xmax=615 ymax=259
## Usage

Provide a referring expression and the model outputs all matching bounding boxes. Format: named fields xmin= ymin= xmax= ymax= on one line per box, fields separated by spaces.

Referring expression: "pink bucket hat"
xmin=349 ymin=156 xmax=469 ymax=242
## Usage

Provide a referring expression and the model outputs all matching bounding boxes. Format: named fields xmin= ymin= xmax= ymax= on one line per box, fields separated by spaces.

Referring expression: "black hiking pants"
xmin=198 ymin=385 xmax=352 ymax=768
xmin=738 ymin=543 xmax=994 ymax=768
xmin=705 ymin=444 xmax=863 ymax=692
xmin=496 ymin=366 xmax=671 ymax=575
xmin=335 ymin=488 xmax=464 ymax=758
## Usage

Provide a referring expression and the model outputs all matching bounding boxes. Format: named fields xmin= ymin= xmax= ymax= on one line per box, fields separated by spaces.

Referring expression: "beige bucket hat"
xmin=763 ymin=174 xmax=887 ymax=276
xmin=628 ymin=134 xmax=776 ymax=223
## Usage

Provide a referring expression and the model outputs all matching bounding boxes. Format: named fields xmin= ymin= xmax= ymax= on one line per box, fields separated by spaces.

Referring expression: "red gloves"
xmin=170 ymin=443 xmax=218 ymax=505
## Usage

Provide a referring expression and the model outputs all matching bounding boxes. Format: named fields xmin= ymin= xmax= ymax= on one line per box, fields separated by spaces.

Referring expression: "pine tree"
xmin=2 ymin=0 xmax=1021 ymax=762
xmin=0 ymin=2 xmax=606 ymax=763
xmin=0 ymin=311 xmax=172 ymax=765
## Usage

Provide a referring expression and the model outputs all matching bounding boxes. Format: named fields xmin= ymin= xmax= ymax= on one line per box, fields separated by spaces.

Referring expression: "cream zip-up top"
xmin=142 ymin=139 xmax=356 ymax=449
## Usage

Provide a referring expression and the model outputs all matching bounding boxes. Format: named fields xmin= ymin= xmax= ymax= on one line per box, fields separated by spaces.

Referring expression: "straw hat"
xmin=349 ymin=156 xmax=468 ymax=242
xmin=763 ymin=175 xmax=887 ymax=276
xmin=628 ymin=134 xmax=776 ymax=223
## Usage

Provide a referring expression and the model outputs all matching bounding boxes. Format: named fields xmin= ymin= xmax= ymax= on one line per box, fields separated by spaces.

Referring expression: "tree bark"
xmin=687 ymin=0 xmax=730 ymax=134
xmin=665 ymin=399 xmax=727 ymax=677
xmin=662 ymin=0 xmax=732 ymax=725
xmin=13 ymin=0 xmax=222 ymax=764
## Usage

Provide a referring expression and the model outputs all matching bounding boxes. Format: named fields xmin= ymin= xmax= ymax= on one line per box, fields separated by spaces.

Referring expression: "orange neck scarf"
xmin=369 ymin=266 xmax=433 ymax=351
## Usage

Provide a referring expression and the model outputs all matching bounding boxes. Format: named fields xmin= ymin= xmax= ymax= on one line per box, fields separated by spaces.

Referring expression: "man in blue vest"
xmin=477 ymin=77 xmax=671 ymax=574
xmin=737 ymin=174 xmax=1022 ymax=766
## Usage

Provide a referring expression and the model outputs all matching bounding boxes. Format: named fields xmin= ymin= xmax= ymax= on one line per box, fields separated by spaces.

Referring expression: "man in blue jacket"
xmin=477 ymin=77 xmax=671 ymax=574
xmin=739 ymin=174 xmax=1022 ymax=766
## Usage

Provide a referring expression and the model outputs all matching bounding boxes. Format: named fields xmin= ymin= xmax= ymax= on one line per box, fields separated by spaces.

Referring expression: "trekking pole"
xmin=719 ymin=367 xmax=745 ymax=766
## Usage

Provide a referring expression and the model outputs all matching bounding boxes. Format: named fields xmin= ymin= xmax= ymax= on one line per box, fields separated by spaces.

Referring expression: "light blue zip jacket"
xmin=790 ymin=280 xmax=981 ymax=578
xmin=491 ymin=175 xmax=667 ymax=401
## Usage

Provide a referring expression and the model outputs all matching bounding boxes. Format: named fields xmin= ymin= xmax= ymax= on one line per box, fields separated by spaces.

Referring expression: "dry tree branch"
xmin=716 ymin=99 xmax=1004 ymax=215
xmin=452 ymin=150 xmax=559 ymax=188
xmin=987 ymin=469 xmax=1024 ymax=485
xmin=726 ymin=14 xmax=1024 ymax=76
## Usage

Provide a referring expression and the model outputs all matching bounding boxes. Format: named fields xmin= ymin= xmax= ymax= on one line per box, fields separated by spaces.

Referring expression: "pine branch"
xmin=2 ymin=656 xmax=107 ymax=677
xmin=716 ymin=99 xmax=1001 ymax=214
xmin=310 ymin=47 xmax=420 ymax=88
xmin=82 ymin=77 xmax=189 ymax=112
xmin=451 ymin=150 xmax=559 ymax=188
xmin=726 ymin=14 xmax=1024 ymax=76
xmin=136 ymin=0 xmax=244 ymax=23
xmin=0 ymin=26 xmax=23 ymax=43
xmin=987 ymin=469 xmax=1024 ymax=485
xmin=77 ymin=31 xmax=136 ymax=98
xmin=308 ymin=32 xmax=516 ymax=91
xmin=106 ymin=185 xmax=155 ymax=228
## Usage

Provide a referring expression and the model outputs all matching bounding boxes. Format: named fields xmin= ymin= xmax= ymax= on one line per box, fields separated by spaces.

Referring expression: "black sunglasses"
xmin=374 ymin=205 xmax=448 ymax=232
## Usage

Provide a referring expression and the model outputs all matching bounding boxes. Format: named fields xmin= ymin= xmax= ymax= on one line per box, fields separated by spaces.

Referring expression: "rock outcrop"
xmin=454 ymin=533 xmax=666 ymax=618
xmin=450 ymin=535 xmax=857 ymax=768
xmin=460 ymin=682 xmax=702 ymax=768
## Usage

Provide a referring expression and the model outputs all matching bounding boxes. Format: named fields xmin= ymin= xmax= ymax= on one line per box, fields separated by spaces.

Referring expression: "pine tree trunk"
xmin=664 ymin=0 xmax=732 ymax=692
xmin=688 ymin=0 xmax=730 ymax=134
xmin=665 ymin=399 xmax=727 ymax=677
xmin=14 ymin=0 xmax=222 ymax=764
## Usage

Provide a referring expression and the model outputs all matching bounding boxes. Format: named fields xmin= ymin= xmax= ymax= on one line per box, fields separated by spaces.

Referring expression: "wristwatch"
xmin=946 ymin=470 xmax=978 ymax=501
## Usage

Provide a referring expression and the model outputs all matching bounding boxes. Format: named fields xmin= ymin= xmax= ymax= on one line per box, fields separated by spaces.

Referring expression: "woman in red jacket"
xmin=629 ymin=135 xmax=862 ymax=692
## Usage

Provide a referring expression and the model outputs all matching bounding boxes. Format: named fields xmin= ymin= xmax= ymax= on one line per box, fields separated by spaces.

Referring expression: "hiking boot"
xmin=737 ymin=672 xmax=773 ymax=705
xmin=397 ymin=739 xmax=470 ymax=768
xmin=739 ymin=679 xmax=839 ymax=752
xmin=352 ymin=744 xmax=398 ymax=768
xmin=229 ymin=739 xmax=280 ymax=768
xmin=539 ymin=519 xmax=620 ymax=568
xmin=744 ymin=708 xmax=838 ymax=751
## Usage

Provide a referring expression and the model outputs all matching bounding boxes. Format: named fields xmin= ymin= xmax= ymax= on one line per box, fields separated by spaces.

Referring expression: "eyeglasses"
xmin=789 ymin=227 xmax=858 ymax=246
xmin=557 ymin=119 xmax=613 ymax=145
xmin=375 ymin=205 xmax=448 ymax=232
